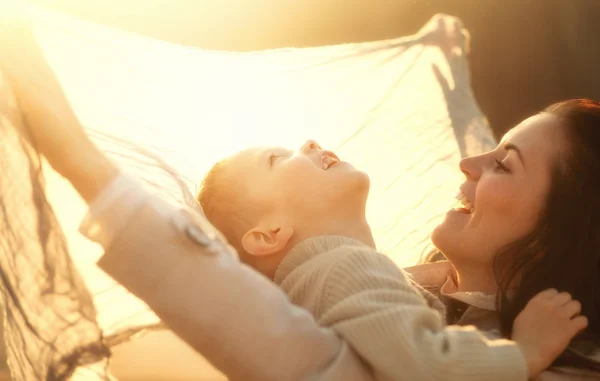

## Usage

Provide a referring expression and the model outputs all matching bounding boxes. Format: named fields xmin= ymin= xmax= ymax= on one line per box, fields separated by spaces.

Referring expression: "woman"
xmin=407 ymin=99 xmax=600 ymax=380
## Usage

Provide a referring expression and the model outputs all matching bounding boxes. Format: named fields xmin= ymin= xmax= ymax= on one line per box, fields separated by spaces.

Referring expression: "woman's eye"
xmin=495 ymin=159 xmax=510 ymax=172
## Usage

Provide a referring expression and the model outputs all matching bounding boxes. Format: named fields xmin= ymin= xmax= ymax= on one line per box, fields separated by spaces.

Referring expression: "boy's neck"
xmin=291 ymin=216 xmax=376 ymax=250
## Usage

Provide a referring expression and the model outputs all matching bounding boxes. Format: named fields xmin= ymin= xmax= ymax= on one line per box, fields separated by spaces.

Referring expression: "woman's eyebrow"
xmin=504 ymin=143 xmax=524 ymax=166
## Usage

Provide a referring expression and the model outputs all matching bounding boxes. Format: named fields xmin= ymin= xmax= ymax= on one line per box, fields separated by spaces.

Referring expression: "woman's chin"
xmin=430 ymin=221 xmax=447 ymax=249
xmin=430 ymin=210 xmax=472 ymax=251
xmin=442 ymin=208 xmax=474 ymax=230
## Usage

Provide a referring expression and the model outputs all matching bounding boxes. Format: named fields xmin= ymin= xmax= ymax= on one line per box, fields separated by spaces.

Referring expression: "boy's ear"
xmin=241 ymin=225 xmax=294 ymax=257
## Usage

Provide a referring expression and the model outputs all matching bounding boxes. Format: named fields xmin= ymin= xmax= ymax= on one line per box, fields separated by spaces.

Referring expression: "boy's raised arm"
xmin=83 ymin=174 xmax=374 ymax=381
xmin=0 ymin=14 xmax=374 ymax=381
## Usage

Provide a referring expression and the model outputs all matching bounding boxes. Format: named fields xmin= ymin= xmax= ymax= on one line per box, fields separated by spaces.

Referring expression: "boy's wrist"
xmin=517 ymin=342 xmax=543 ymax=378
xmin=60 ymin=145 xmax=120 ymax=204
xmin=20 ymin=96 xmax=120 ymax=203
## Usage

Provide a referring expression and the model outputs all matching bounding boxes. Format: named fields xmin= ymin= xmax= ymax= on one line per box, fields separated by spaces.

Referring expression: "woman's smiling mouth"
xmin=454 ymin=190 xmax=474 ymax=214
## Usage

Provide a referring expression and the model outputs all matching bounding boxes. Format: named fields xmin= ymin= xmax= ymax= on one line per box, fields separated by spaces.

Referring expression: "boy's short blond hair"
xmin=197 ymin=158 xmax=257 ymax=258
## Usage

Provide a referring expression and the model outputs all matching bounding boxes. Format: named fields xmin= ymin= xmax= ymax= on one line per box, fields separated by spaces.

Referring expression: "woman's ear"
xmin=241 ymin=225 xmax=294 ymax=257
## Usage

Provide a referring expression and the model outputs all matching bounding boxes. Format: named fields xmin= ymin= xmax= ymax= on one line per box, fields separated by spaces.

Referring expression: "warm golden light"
xmin=16 ymin=3 xmax=486 ymax=380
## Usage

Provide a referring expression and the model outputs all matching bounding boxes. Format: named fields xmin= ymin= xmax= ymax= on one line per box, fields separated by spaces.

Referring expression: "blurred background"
xmin=30 ymin=0 xmax=600 ymax=138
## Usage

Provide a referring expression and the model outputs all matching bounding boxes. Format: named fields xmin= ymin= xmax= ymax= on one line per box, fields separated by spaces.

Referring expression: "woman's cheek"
xmin=477 ymin=180 xmax=520 ymax=218
xmin=480 ymin=180 xmax=540 ymax=244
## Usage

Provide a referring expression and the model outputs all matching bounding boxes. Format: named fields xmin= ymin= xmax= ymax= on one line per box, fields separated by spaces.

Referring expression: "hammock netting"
xmin=0 ymin=6 xmax=496 ymax=380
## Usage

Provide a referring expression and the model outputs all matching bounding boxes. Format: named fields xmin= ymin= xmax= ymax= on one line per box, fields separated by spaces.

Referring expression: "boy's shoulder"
xmin=277 ymin=235 xmax=423 ymax=317
xmin=276 ymin=234 xmax=403 ymax=285
xmin=286 ymin=235 xmax=403 ymax=280
xmin=324 ymin=242 xmax=402 ymax=276
xmin=275 ymin=235 xmax=378 ymax=276
xmin=280 ymin=235 xmax=410 ymax=293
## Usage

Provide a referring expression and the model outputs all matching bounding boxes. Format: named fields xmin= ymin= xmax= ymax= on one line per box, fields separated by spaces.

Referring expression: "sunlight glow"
xmin=24 ymin=4 xmax=491 ymax=379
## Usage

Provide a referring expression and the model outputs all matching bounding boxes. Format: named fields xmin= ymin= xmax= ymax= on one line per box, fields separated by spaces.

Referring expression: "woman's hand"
xmin=0 ymin=4 xmax=119 ymax=202
xmin=512 ymin=289 xmax=588 ymax=378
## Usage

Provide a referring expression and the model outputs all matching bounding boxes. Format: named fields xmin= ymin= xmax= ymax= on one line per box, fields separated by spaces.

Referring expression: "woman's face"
xmin=431 ymin=113 xmax=566 ymax=270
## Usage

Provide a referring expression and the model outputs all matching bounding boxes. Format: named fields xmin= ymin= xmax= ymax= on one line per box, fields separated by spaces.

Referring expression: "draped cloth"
xmin=0 ymin=6 xmax=496 ymax=380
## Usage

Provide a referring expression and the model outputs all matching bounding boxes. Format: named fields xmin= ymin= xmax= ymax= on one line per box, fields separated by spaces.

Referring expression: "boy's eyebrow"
xmin=267 ymin=152 xmax=275 ymax=168
xmin=264 ymin=150 xmax=278 ymax=169
xmin=265 ymin=149 xmax=293 ymax=169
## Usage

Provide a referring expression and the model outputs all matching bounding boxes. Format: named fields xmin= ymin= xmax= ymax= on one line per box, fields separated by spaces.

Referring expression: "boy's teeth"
xmin=322 ymin=155 xmax=338 ymax=170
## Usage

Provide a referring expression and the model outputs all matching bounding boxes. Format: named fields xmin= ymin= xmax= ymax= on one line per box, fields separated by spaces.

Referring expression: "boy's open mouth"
xmin=322 ymin=151 xmax=340 ymax=170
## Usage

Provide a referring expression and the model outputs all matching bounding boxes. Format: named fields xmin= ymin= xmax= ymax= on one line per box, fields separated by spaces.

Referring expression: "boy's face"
xmin=233 ymin=139 xmax=370 ymax=225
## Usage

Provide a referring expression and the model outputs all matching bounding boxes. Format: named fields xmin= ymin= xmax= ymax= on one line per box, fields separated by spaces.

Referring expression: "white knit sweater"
xmin=274 ymin=235 xmax=528 ymax=381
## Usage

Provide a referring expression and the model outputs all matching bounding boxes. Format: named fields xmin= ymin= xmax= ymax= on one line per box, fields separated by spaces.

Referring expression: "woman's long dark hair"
xmin=494 ymin=99 xmax=600 ymax=372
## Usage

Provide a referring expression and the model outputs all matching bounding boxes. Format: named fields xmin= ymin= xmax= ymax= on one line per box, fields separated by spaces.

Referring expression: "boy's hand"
xmin=0 ymin=5 xmax=84 ymax=169
xmin=0 ymin=5 xmax=119 ymax=202
xmin=513 ymin=289 xmax=588 ymax=378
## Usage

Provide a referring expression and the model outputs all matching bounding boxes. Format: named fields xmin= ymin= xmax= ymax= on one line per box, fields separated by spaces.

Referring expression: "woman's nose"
xmin=459 ymin=155 xmax=482 ymax=180
xmin=301 ymin=140 xmax=322 ymax=154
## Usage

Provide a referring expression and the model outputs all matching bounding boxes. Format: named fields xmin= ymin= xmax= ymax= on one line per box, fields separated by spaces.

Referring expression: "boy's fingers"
xmin=561 ymin=300 xmax=582 ymax=318
xmin=570 ymin=315 xmax=589 ymax=334
xmin=551 ymin=292 xmax=572 ymax=307
xmin=535 ymin=288 xmax=558 ymax=300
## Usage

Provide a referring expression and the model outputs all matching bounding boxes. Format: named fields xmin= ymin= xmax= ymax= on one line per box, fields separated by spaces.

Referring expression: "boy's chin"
xmin=296 ymin=172 xmax=370 ymax=214
xmin=336 ymin=169 xmax=370 ymax=193
xmin=327 ymin=188 xmax=369 ymax=215
xmin=358 ymin=171 xmax=371 ymax=190
xmin=347 ymin=171 xmax=371 ymax=198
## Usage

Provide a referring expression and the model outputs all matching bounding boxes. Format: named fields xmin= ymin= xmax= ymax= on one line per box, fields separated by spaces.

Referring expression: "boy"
xmin=198 ymin=139 xmax=587 ymax=381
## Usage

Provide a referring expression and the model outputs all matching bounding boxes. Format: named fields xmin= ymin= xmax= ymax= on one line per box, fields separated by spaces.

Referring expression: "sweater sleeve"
xmin=316 ymin=247 xmax=528 ymax=381
xmin=83 ymin=176 xmax=374 ymax=381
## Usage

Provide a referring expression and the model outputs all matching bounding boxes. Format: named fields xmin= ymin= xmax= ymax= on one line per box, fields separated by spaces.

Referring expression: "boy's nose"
xmin=301 ymin=140 xmax=322 ymax=154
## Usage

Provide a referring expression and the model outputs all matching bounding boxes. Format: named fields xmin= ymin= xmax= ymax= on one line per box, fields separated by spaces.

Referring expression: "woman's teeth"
xmin=454 ymin=191 xmax=474 ymax=213
xmin=322 ymin=155 xmax=339 ymax=170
